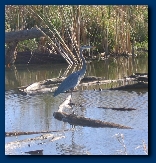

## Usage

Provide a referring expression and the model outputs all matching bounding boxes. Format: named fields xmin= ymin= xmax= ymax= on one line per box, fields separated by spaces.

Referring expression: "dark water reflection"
xmin=5 ymin=56 xmax=148 ymax=155
xmin=5 ymin=56 xmax=148 ymax=90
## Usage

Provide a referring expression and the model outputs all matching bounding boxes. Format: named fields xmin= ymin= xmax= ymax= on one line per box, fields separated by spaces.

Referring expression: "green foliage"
xmin=135 ymin=41 xmax=148 ymax=50
xmin=5 ymin=5 xmax=148 ymax=55
xmin=17 ymin=39 xmax=38 ymax=52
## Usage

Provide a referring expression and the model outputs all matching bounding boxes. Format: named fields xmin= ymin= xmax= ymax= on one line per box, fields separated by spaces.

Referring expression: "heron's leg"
xmin=70 ymin=90 xmax=72 ymax=103
xmin=69 ymin=88 xmax=76 ymax=114
xmin=70 ymin=88 xmax=74 ymax=104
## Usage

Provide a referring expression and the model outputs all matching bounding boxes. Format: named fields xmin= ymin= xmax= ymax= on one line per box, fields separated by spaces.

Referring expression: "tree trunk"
xmin=5 ymin=27 xmax=50 ymax=65
xmin=5 ymin=41 xmax=18 ymax=65
xmin=5 ymin=27 xmax=50 ymax=43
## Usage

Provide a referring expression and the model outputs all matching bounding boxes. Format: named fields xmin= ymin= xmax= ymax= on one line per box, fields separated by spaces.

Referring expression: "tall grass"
xmin=5 ymin=5 xmax=148 ymax=63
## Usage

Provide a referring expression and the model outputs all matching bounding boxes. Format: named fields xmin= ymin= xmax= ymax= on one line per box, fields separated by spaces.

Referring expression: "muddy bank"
xmin=14 ymin=52 xmax=66 ymax=64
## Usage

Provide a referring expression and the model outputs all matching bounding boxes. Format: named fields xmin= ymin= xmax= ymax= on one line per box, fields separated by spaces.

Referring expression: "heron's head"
xmin=80 ymin=46 xmax=95 ymax=51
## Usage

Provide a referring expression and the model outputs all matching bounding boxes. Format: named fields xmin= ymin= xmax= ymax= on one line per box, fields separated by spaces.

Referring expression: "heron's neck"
xmin=79 ymin=49 xmax=86 ymax=78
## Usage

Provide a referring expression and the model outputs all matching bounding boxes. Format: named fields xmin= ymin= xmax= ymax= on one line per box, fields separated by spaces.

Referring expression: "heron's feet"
xmin=71 ymin=124 xmax=75 ymax=130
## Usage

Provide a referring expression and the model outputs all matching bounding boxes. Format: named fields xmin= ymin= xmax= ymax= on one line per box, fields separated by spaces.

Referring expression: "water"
xmin=5 ymin=56 xmax=148 ymax=155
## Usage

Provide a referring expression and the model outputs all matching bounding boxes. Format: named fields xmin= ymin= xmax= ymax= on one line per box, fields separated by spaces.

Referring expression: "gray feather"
xmin=53 ymin=46 xmax=93 ymax=97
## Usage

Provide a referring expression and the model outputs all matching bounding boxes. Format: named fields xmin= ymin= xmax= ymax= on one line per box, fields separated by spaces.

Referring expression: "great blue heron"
xmin=53 ymin=46 xmax=94 ymax=97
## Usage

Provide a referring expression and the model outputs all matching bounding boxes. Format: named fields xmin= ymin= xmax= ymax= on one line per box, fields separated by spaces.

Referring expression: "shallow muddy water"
xmin=5 ymin=56 xmax=148 ymax=155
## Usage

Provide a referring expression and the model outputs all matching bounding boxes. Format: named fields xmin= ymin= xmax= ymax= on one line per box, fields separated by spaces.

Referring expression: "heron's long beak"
xmin=80 ymin=45 xmax=96 ymax=50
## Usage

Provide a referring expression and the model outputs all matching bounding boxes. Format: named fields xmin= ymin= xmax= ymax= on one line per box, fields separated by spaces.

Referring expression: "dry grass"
xmin=5 ymin=5 xmax=148 ymax=64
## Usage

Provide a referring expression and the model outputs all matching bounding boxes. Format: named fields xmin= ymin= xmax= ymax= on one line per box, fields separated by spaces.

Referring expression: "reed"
xmin=5 ymin=5 xmax=148 ymax=63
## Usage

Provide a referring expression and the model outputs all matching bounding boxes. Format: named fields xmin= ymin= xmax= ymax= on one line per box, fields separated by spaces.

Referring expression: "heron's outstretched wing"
xmin=53 ymin=71 xmax=81 ymax=97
